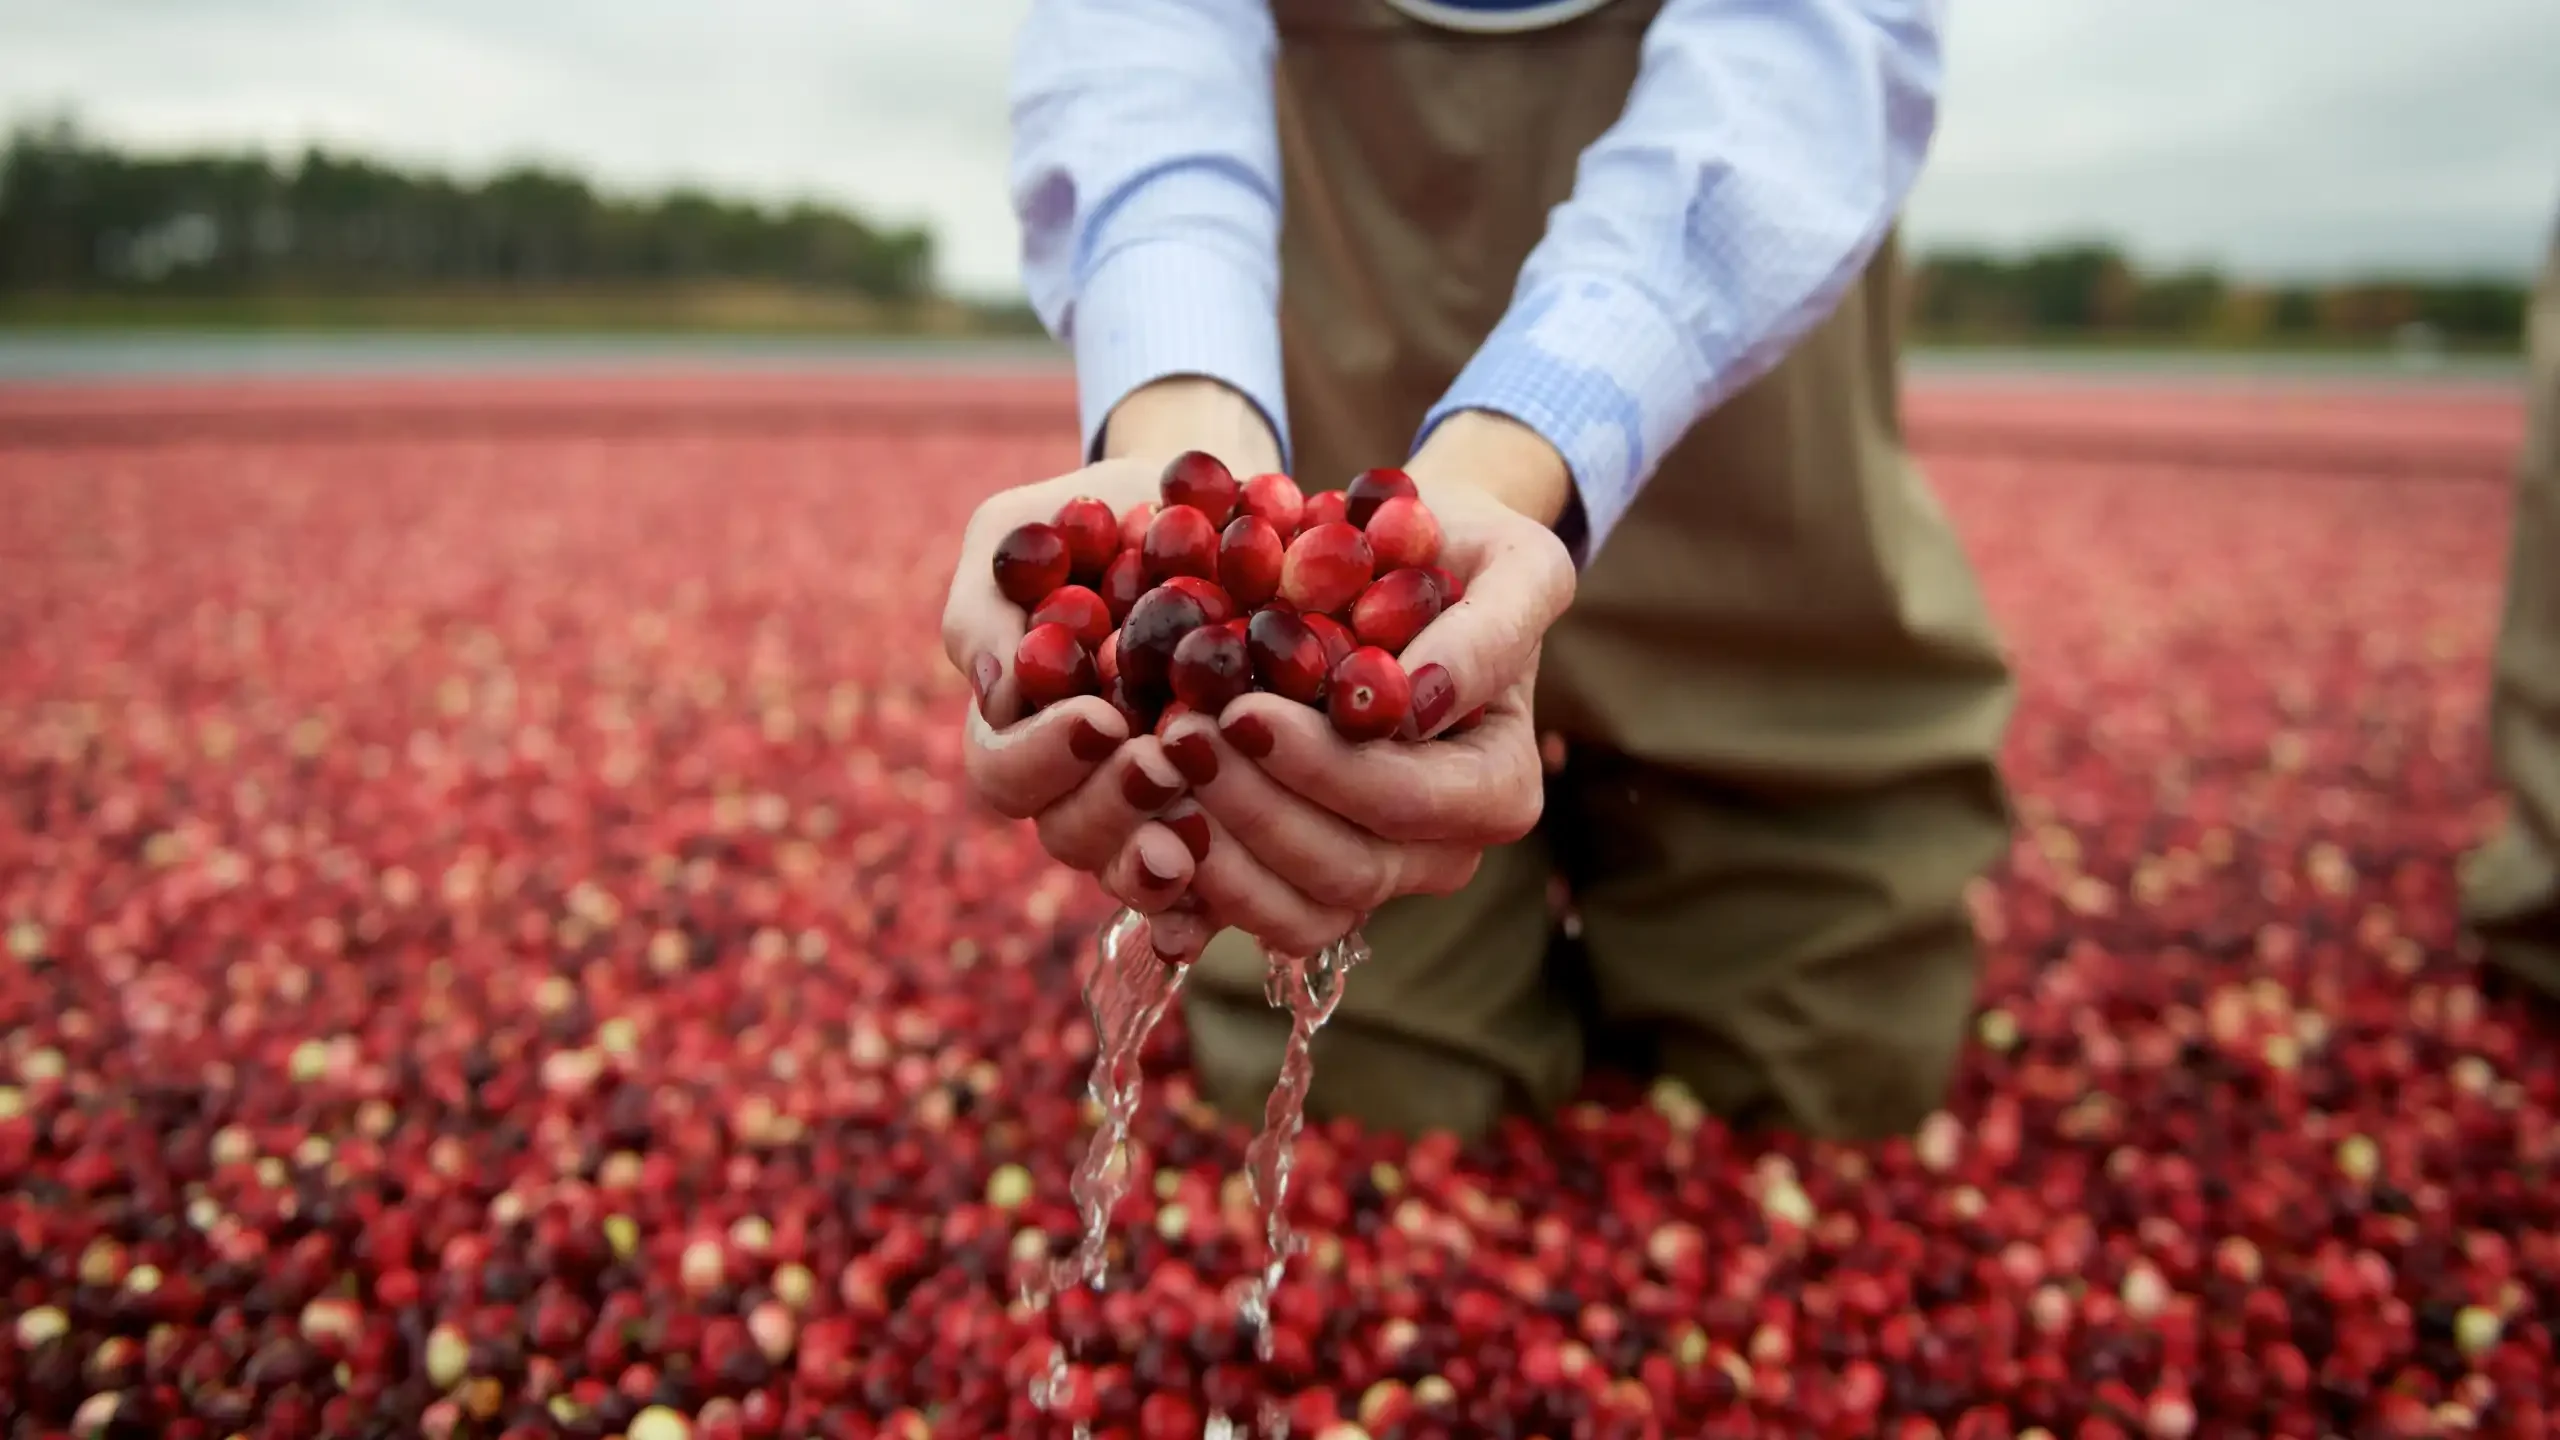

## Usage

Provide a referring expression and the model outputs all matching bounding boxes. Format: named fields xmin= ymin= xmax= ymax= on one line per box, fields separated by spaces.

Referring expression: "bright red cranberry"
xmin=1303 ymin=490 xmax=1350 ymax=530
xmin=1280 ymin=522 xmax=1375 ymax=616
xmin=1099 ymin=550 xmax=1149 ymax=622
xmin=1143 ymin=504 xmax=1221 ymax=583
xmin=1162 ymin=574 xmax=1235 ymax=624
xmin=1423 ymin=564 xmax=1464 ymax=604
xmin=1223 ymin=617 xmax=1251 ymax=645
xmin=1160 ymin=450 xmax=1240 ymax=526
xmin=1119 ymin=500 xmax=1157 ymax=552
xmin=1239 ymin=472 xmax=1307 ymax=538
xmin=1051 ymin=496 xmax=1121 ymax=580
xmin=1350 ymin=568 xmax=1446 ymax=654
xmin=992 ymin=522 xmax=1072 ymax=608
xmin=1344 ymin=467 xmax=1419 ymax=528
xmin=1219 ymin=516 xmax=1285 ymax=608
xmin=1247 ymin=609 xmax=1329 ymax=706
xmin=1301 ymin=612 xmax=1356 ymax=674
xmin=1364 ymin=495 xmax=1442 ymax=571
xmin=1096 ymin=630 xmax=1121 ymax=686
xmin=1013 ymin=624 xmax=1097 ymax=711
xmin=1170 ymin=626 xmax=1253 ymax=713
xmin=1118 ymin=586 xmax=1210 ymax=701
xmin=1029 ymin=585 xmax=1113 ymax=650
xmin=1327 ymin=647 xmax=1411 ymax=741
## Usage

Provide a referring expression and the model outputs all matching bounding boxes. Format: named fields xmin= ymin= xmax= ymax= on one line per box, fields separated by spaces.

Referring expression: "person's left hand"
xmin=1164 ymin=467 xmax=1578 ymax=954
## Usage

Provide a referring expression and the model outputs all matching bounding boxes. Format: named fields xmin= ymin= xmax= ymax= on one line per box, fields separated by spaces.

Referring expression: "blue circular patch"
xmin=1379 ymin=0 xmax=1623 ymax=33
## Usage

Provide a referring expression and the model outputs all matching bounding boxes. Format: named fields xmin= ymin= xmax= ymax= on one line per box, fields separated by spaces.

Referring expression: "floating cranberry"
xmin=992 ymin=522 xmax=1072 ymax=608
xmin=1279 ymin=523 xmax=1375 ymax=617
xmin=1160 ymin=450 xmax=1241 ymax=526
xmin=1327 ymin=647 xmax=1412 ymax=741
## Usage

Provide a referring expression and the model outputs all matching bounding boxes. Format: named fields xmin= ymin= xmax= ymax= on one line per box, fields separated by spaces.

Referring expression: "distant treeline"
xmin=0 ymin=119 xmax=934 ymax=303
xmin=1910 ymin=243 xmax=2527 ymax=348
xmin=0 ymin=119 xmax=2533 ymax=348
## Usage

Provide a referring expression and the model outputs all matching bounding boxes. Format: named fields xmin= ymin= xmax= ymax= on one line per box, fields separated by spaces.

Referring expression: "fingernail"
xmin=1405 ymin=663 xmax=1456 ymax=738
xmin=1122 ymin=761 xmax=1180 ymax=812
xmin=1136 ymin=839 xmax=1182 ymax=889
xmin=968 ymin=652 xmax=1001 ymax=716
xmin=1164 ymin=730 xmax=1219 ymax=786
xmin=1221 ymin=712 xmax=1274 ymax=759
xmin=1069 ymin=717 xmax=1120 ymax=763
xmin=1164 ymin=806 xmax=1212 ymax=863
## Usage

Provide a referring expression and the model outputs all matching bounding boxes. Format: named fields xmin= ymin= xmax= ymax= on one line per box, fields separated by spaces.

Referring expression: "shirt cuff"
xmin=1418 ymin=272 xmax=1712 ymax=564
xmin=1070 ymin=238 xmax=1291 ymax=471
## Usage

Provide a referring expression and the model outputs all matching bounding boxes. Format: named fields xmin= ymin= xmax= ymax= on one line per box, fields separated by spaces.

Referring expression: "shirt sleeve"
xmin=1008 ymin=0 xmax=1291 ymax=467
xmin=1419 ymin=0 xmax=1948 ymax=562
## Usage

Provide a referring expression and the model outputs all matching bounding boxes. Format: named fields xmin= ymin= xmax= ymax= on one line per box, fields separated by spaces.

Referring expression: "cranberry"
xmin=1301 ymin=612 xmax=1357 ymax=674
xmin=992 ymin=522 xmax=1072 ymax=608
xmin=1170 ymin=627 xmax=1253 ymax=714
xmin=1279 ymin=523 xmax=1375 ymax=617
xmin=1218 ymin=516 xmax=1285 ymax=609
xmin=1161 ymin=574 xmax=1236 ymax=625
xmin=1118 ymin=585 xmax=1211 ymax=701
xmin=1160 ymin=450 xmax=1241 ymax=526
xmin=1029 ymin=585 xmax=1114 ymax=650
xmin=1364 ymin=495 xmax=1443 ymax=571
xmin=1423 ymin=564 xmax=1464 ymax=605
xmin=1143 ymin=505 xmax=1221 ymax=583
xmin=1051 ymin=496 xmax=1121 ymax=580
xmin=1014 ymin=624 xmax=1098 ymax=711
xmin=1099 ymin=550 xmax=1150 ymax=623
xmin=1119 ymin=500 xmax=1158 ymax=552
xmin=1096 ymin=630 xmax=1122 ymax=686
xmin=1343 ymin=467 xmax=1419 ymax=528
xmin=1350 ymin=568 xmax=1446 ymax=654
xmin=1303 ymin=489 xmax=1351 ymax=530
xmin=1239 ymin=472 xmax=1308 ymax=538
xmin=1248 ymin=610 xmax=1329 ymax=706
xmin=1327 ymin=647 xmax=1412 ymax=741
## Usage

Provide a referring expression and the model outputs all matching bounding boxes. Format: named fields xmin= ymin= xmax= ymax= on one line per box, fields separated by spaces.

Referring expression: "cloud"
xmin=3 ymin=0 xmax=2554 ymax=296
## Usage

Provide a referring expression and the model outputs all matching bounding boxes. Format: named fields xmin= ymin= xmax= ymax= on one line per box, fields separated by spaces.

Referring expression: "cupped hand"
xmin=1175 ymin=475 xmax=1578 ymax=953
xmin=940 ymin=456 xmax=1202 ymax=921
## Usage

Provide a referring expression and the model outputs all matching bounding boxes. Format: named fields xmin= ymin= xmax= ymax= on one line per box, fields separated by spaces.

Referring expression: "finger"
xmin=1164 ymin=800 xmax=1360 ymax=957
xmin=1032 ymin=736 xmax=1189 ymax=870
xmin=962 ymin=694 xmax=1130 ymax=821
xmin=1145 ymin=903 xmax=1214 ymax=962
xmin=1215 ymin=687 xmax=1544 ymax=846
xmin=1165 ymin=715 xmax=1482 ymax=913
xmin=1099 ymin=822 xmax=1197 ymax=915
xmin=941 ymin=510 xmax=1038 ymax=724
xmin=1396 ymin=524 xmax=1574 ymax=738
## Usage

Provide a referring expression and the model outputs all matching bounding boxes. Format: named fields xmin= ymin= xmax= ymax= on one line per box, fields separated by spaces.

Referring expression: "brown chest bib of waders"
xmin=1182 ymin=0 xmax=2020 ymax=1141
xmin=2462 ymin=234 xmax=2560 ymax=997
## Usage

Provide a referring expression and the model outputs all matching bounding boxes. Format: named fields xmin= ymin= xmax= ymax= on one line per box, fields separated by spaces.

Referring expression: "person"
xmin=2465 ymin=219 xmax=2560 ymax=1001
xmin=941 ymin=0 xmax=2016 ymax=1142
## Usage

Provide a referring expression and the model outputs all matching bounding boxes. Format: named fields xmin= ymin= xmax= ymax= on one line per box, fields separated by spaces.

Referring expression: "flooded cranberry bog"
xmin=0 ymin=371 xmax=2548 ymax=1438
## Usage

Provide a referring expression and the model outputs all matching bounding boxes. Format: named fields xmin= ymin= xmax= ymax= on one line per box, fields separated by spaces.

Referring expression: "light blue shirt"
xmin=1010 ymin=0 xmax=1945 ymax=561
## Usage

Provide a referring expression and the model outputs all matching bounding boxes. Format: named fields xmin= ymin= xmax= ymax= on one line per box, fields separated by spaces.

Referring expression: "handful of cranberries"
xmin=994 ymin=453 xmax=1470 ymax=744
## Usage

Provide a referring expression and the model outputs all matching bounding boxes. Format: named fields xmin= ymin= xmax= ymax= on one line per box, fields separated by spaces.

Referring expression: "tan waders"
xmin=1184 ymin=0 xmax=2018 ymax=1140
xmin=2464 ymin=235 xmax=2560 ymax=996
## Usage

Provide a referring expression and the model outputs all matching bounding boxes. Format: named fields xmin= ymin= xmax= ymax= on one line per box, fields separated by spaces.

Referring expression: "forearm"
xmin=1100 ymin=375 xmax=1285 ymax=477
xmin=1009 ymin=0 xmax=1291 ymax=468
xmin=1419 ymin=0 xmax=1945 ymax=560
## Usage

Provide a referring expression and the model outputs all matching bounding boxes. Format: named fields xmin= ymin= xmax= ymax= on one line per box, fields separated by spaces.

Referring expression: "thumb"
xmin=1391 ymin=517 xmax=1574 ymax=738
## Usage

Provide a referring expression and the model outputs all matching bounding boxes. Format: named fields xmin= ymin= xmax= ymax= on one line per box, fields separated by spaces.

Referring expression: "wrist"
xmin=1405 ymin=408 xmax=1575 ymax=529
xmin=1100 ymin=376 xmax=1285 ymax=478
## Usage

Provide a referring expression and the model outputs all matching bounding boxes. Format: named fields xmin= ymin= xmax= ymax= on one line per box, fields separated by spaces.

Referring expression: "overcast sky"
xmin=4 ymin=1 xmax=2555 ymax=298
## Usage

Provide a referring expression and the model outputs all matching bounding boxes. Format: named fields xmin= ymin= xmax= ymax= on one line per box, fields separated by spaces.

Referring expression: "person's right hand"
xmin=941 ymin=456 xmax=1213 ymax=943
